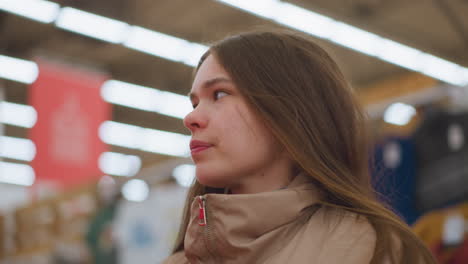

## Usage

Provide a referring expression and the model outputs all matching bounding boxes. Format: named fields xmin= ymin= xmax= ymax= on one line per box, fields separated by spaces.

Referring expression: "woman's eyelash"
xmin=191 ymin=90 xmax=228 ymax=108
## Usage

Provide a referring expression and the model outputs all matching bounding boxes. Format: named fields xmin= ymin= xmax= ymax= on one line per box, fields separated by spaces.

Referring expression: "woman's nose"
xmin=183 ymin=108 xmax=207 ymax=133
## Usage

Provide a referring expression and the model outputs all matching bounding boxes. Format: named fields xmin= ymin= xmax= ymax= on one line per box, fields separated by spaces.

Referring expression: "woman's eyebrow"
xmin=188 ymin=77 xmax=232 ymax=100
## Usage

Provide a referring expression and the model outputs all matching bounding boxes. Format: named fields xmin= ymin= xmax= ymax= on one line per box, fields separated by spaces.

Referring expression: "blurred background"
xmin=0 ymin=0 xmax=468 ymax=263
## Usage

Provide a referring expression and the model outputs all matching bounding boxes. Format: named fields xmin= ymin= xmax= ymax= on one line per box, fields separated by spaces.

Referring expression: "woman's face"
xmin=184 ymin=54 xmax=294 ymax=193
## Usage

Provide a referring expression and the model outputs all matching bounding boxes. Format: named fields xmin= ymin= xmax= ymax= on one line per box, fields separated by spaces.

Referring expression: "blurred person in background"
xmin=163 ymin=30 xmax=436 ymax=264
xmin=85 ymin=176 xmax=121 ymax=264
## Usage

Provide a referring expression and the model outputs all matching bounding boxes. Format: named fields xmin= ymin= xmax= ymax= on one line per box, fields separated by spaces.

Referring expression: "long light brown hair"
xmin=173 ymin=29 xmax=435 ymax=264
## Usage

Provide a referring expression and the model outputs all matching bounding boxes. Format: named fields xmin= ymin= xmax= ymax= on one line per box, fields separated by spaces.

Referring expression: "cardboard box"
xmin=10 ymin=182 xmax=99 ymax=261
xmin=14 ymin=200 xmax=57 ymax=233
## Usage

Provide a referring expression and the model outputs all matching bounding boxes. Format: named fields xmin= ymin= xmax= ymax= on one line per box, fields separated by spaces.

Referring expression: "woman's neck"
xmin=228 ymin=163 xmax=298 ymax=194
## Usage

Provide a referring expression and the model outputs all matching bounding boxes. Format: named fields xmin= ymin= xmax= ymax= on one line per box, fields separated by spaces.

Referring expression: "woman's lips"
xmin=190 ymin=140 xmax=213 ymax=155
xmin=191 ymin=146 xmax=211 ymax=154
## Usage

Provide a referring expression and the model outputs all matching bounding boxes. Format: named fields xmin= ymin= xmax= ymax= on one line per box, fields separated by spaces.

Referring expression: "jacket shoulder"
xmin=300 ymin=206 xmax=377 ymax=263
xmin=311 ymin=206 xmax=376 ymax=239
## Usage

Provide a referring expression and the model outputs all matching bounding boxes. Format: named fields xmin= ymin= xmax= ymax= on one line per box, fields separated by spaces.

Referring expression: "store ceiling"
xmin=1 ymin=0 xmax=468 ymax=169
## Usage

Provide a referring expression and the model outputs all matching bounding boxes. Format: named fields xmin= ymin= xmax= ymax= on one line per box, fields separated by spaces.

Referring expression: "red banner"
xmin=29 ymin=59 xmax=110 ymax=191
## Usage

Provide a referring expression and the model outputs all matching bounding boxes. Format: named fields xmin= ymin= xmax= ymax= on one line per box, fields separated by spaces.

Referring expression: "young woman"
xmin=163 ymin=30 xmax=436 ymax=263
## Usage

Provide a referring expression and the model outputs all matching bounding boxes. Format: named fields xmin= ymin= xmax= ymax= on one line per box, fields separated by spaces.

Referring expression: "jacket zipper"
xmin=198 ymin=195 xmax=217 ymax=261
xmin=198 ymin=196 xmax=207 ymax=226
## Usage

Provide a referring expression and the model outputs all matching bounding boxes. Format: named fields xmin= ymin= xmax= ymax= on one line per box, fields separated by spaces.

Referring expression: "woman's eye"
xmin=214 ymin=90 xmax=228 ymax=100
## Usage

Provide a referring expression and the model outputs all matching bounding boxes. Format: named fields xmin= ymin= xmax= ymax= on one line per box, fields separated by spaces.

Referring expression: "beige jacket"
xmin=163 ymin=174 xmax=376 ymax=264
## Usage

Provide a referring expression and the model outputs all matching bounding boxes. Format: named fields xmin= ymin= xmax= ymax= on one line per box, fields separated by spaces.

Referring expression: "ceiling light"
xmin=172 ymin=164 xmax=196 ymax=187
xmin=98 ymin=121 xmax=141 ymax=149
xmin=216 ymin=0 xmax=280 ymax=18
xmin=328 ymin=22 xmax=384 ymax=56
xmin=0 ymin=161 xmax=35 ymax=186
xmin=123 ymin=26 xmax=208 ymax=67
xmin=183 ymin=43 xmax=209 ymax=67
xmin=99 ymin=121 xmax=190 ymax=157
xmin=376 ymin=39 xmax=426 ymax=70
xmin=0 ymin=55 xmax=39 ymax=84
xmin=275 ymin=2 xmax=335 ymax=39
xmin=0 ymin=55 xmax=193 ymax=120
xmin=101 ymin=80 xmax=192 ymax=119
xmin=3 ymin=0 xmax=467 ymax=85
xmin=55 ymin=7 xmax=129 ymax=44
xmin=384 ymin=102 xmax=416 ymax=126
xmin=0 ymin=0 xmax=60 ymax=23
xmin=143 ymin=127 xmax=191 ymax=157
xmin=0 ymin=136 xmax=36 ymax=162
xmin=98 ymin=152 xmax=142 ymax=177
xmin=0 ymin=101 xmax=37 ymax=128
xmin=418 ymin=54 xmax=468 ymax=86
xmin=122 ymin=179 xmax=149 ymax=202
xmin=0 ymin=100 xmax=190 ymax=158
xmin=216 ymin=0 xmax=468 ymax=86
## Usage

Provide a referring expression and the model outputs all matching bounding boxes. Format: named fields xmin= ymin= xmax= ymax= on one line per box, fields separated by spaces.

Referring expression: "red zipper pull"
xmin=198 ymin=196 xmax=207 ymax=226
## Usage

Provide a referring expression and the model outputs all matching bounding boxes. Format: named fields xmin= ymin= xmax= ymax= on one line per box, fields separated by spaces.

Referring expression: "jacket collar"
xmin=184 ymin=172 xmax=323 ymax=263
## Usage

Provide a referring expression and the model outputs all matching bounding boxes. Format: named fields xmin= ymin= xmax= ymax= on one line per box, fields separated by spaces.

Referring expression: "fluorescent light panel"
xmin=55 ymin=7 xmax=129 ymax=44
xmin=0 ymin=161 xmax=35 ymax=186
xmin=0 ymin=56 xmax=191 ymax=121
xmin=101 ymin=80 xmax=192 ymax=119
xmin=0 ymin=55 xmax=39 ymax=84
xmin=172 ymin=164 xmax=196 ymax=187
xmin=1 ymin=101 xmax=190 ymax=157
xmin=122 ymin=179 xmax=149 ymax=202
xmin=2 ymin=0 xmax=466 ymax=85
xmin=99 ymin=151 xmax=142 ymax=177
xmin=216 ymin=0 xmax=468 ymax=86
xmin=0 ymin=136 xmax=143 ymax=184
xmin=1 ymin=0 xmax=208 ymax=65
xmin=384 ymin=102 xmax=416 ymax=126
xmin=0 ymin=0 xmax=60 ymax=23
xmin=0 ymin=101 xmax=37 ymax=128
xmin=123 ymin=26 xmax=207 ymax=67
xmin=99 ymin=121 xmax=190 ymax=157
xmin=0 ymin=136 xmax=36 ymax=162
xmin=0 ymin=135 xmax=143 ymax=178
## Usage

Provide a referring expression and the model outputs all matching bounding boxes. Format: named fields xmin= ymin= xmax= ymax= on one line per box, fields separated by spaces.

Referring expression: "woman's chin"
xmin=196 ymin=172 xmax=229 ymax=189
